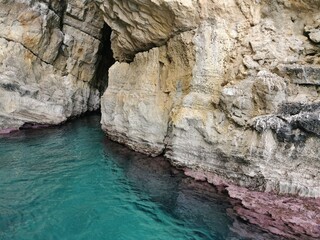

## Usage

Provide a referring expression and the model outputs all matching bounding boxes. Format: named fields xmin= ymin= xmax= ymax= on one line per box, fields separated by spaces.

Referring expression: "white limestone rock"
xmin=101 ymin=31 xmax=195 ymax=155
xmin=101 ymin=0 xmax=320 ymax=197
xmin=96 ymin=0 xmax=199 ymax=61
xmin=0 ymin=0 xmax=105 ymax=132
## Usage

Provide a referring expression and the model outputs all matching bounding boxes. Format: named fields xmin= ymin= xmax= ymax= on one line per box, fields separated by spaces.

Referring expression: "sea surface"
xmin=0 ymin=114 xmax=279 ymax=240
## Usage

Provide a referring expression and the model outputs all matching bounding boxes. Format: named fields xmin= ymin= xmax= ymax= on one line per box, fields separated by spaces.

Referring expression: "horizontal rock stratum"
xmin=1 ymin=0 xmax=319 ymax=238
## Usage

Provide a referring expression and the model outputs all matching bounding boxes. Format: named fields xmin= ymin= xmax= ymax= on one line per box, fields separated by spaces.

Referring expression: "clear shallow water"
xmin=0 ymin=115 xmax=276 ymax=240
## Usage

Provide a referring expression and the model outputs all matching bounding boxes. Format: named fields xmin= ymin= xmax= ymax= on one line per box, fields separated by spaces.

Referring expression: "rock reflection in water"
xmin=103 ymin=139 xmax=287 ymax=240
xmin=103 ymin=139 xmax=233 ymax=239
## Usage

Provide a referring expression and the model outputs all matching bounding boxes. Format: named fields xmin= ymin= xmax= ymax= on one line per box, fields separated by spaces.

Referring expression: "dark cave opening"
xmin=92 ymin=23 xmax=115 ymax=95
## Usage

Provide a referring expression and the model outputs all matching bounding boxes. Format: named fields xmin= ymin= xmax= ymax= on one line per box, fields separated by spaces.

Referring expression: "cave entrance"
xmin=93 ymin=23 xmax=115 ymax=95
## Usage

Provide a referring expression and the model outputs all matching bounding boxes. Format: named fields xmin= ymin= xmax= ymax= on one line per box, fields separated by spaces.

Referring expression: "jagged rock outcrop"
xmin=101 ymin=0 xmax=320 ymax=197
xmin=100 ymin=0 xmax=320 ymax=237
xmin=0 ymin=0 xmax=108 ymax=133
xmin=96 ymin=0 xmax=199 ymax=61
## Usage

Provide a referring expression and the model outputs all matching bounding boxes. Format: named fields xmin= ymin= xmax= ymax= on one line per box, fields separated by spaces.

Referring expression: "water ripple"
xmin=0 ymin=115 xmax=281 ymax=240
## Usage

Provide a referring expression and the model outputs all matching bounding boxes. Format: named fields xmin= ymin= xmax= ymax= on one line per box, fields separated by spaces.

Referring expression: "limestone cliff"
xmin=0 ymin=0 xmax=111 ymax=132
xmin=99 ymin=2 xmax=320 ymax=237
xmin=1 ymin=0 xmax=320 ymax=238
xmin=100 ymin=0 xmax=320 ymax=199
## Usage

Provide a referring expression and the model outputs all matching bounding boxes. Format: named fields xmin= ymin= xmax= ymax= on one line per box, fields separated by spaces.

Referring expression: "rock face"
xmin=1 ymin=0 xmax=319 ymax=238
xmin=100 ymin=1 xmax=320 ymax=236
xmin=0 ymin=0 xmax=110 ymax=132
xmin=227 ymin=185 xmax=320 ymax=240
xmin=101 ymin=31 xmax=195 ymax=156
xmin=2 ymin=0 xmax=318 ymax=199
xmin=100 ymin=0 xmax=320 ymax=199
xmin=184 ymin=167 xmax=320 ymax=239
xmin=96 ymin=0 xmax=199 ymax=62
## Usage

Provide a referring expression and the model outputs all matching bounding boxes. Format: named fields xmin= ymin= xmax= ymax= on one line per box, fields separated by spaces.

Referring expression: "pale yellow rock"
xmin=101 ymin=30 xmax=195 ymax=155
xmin=96 ymin=0 xmax=199 ymax=61
xmin=0 ymin=38 xmax=99 ymax=129
xmin=101 ymin=0 xmax=320 ymax=197
xmin=0 ymin=0 xmax=105 ymax=131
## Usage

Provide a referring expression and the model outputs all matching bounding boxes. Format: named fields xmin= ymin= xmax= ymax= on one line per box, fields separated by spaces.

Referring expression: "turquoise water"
xmin=0 ymin=115 xmax=271 ymax=240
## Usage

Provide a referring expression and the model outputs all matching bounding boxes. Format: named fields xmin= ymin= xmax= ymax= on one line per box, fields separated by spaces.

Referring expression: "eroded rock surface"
xmin=101 ymin=0 xmax=320 ymax=198
xmin=184 ymin=167 xmax=320 ymax=239
xmin=96 ymin=0 xmax=199 ymax=61
xmin=0 ymin=0 xmax=109 ymax=132
xmin=100 ymin=1 xmax=320 ymax=236
xmin=101 ymin=30 xmax=195 ymax=156
xmin=1 ymin=0 xmax=319 ymax=238
xmin=228 ymin=185 xmax=320 ymax=240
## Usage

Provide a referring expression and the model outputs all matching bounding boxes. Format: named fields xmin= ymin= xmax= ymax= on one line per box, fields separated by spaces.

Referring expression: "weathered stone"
xmin=305 ymin=21 xmax=320 ymax=43
xmin=101 ymin=30 xmax=195 ymax=156
xmin=279 ymin=64 xmax=320 ymax=86
xmin=1 ymin=0 xmax=320 ymax=238
xmin=0 ymin=0 xmax=108 ymax=132
xmin=0 ymin=0 xmax=110 ymax=130
xmin=185 ymin=168 xmax=320 ymax=239
xmin=227 ymin=185 xmax=320 ymax=240
xmin=96 ymin=0 xmax=199 ymax=61
xmin=101 ymin=49 xmax=172 ymax=156
xmin=100 ymin=0 xmax=320 ymax=201
xmin=277 ymin=102 xmax=320 ymax=136
xmin=0 ymin=1 xmax=63 ymax=64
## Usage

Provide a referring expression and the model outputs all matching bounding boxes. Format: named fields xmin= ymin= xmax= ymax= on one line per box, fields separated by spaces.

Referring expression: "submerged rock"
xmin=184 ymin=167 xmax=320 ymax=240
xmin=228 ymin=186 xmax=320 ymax=240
